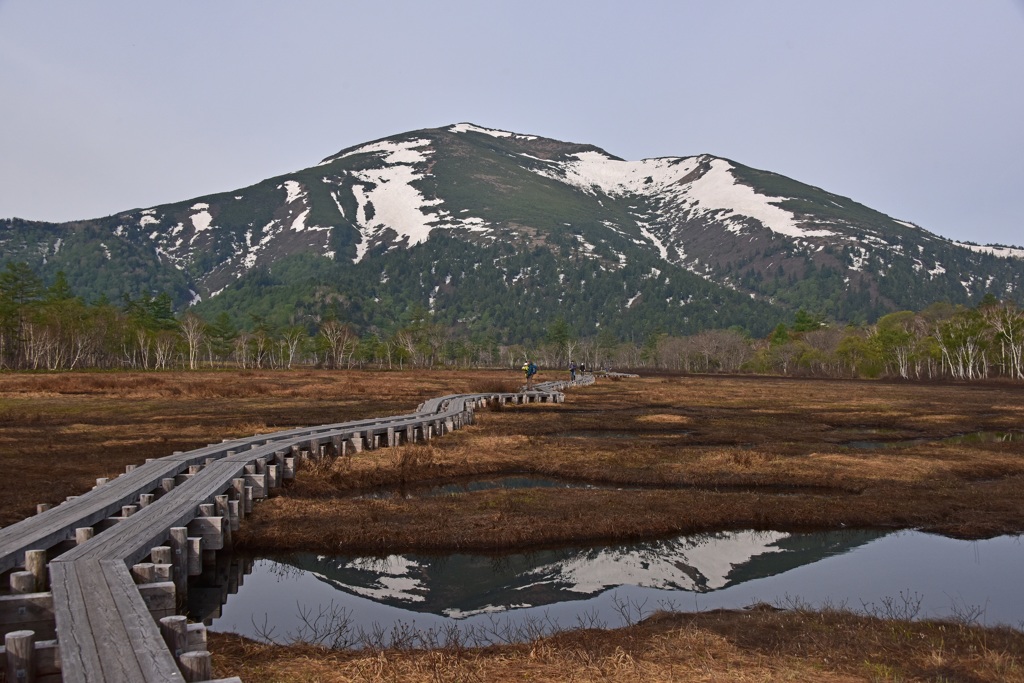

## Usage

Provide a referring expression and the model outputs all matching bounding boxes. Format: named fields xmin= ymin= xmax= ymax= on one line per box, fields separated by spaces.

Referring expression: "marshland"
xmin=2 ymin=369 xmax=1022 ymax=681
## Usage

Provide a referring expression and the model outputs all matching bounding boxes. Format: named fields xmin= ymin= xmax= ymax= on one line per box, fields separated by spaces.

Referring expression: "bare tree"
xmin=179 ymin=313 xmax=206 ymax=370
xmin=280 ymin=326 xmax=306 ymax=369
xmin=319 ymin=320 xmax=357 ymax=369
xmin=984 ymin=302 xmax=1024 ymax=380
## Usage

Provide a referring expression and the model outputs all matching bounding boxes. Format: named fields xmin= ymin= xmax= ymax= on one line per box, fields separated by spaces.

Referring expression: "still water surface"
xmin=202 ymin=530 xmax=1023 ymax=643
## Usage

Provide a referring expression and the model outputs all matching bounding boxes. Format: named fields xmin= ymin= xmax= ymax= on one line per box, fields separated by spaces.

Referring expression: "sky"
xmin=1 ymin=0 xmax=1022 ymax=246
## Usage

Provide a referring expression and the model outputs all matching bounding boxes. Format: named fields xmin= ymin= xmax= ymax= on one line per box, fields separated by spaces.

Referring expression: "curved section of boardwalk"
xmin=0 ymin=376 xmax=592 ymax=682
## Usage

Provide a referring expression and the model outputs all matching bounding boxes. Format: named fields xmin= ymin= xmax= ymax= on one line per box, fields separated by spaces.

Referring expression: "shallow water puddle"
xmin=556 ymin=429 xmax=692 ymax=439
xmin=358 ymin=475 xmax=612 ymax=499
xmin=844 ymin=430 xmax=1024 ymax=450
xmin=200 ymin=531 xmax=1024 ymax=644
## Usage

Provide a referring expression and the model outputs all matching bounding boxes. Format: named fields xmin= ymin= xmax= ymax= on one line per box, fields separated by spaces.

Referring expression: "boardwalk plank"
xmin=50 ymin=560 xmax=114 ymax=683
xmin=100 ymin=560 xmax=184 ymax=682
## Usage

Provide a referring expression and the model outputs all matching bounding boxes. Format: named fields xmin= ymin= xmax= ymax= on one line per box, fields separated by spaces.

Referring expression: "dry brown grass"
xmin=236 ymin=375 xmax=1024 ymax=553
xmin=4 ymin=370 xmax=1024 ymax=681
xmin=209 ymin=607 xmax=1024 ymax=682
xmin=0 ymin=369 xmax=519 ymax=526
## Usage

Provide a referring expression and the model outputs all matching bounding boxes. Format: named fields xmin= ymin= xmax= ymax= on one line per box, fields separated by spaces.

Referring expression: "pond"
xmin=196 ymin=530 xmax=1024 ymax=646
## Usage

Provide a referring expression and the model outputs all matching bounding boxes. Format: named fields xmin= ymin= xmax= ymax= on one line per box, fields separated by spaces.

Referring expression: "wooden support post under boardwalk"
xmin=159 ymin=614 xmax=188 ymax=660
xmin=215 ymin=495 xmax=232 ymax=546
xmin=244 ymin=472 xmax=267 ymax=499
xmin=154 ymin=563 xmax=172 ymax=582
xmin=25 ymin=550 xmax=46 ymax=592
xmin=4 ymin=629 xmax=35 ymax=683
xmin=132 ymin=562 xmax=155 ymax=583
xmin=273 ymin=449 xmax=287 ymax=467
xmin=138 ymin=581 xmax=176 ymax=619
xmin=231 ymin=478 xmax=246 ymax=520
xmin=187 ymin=537 xmax=203 ymax=576
xmin=179 ymin=650 xmax=212 ymax=682
xmin=75 ymin=527 xmax=94 ymax=545
xmin=228 ymin=500 xmax=240 ymax=531
xmin=169 ymin=526 xmax=189 ymax=601
xmin=35 ymin=503 xmax=50 ymax=515
xmin=151 ymin=546 xmax=172 ymax=566
xmin=187 ymin=516 xmax=224 ymax=551
xmin=9 ymin=570 xmax=35 ymax=594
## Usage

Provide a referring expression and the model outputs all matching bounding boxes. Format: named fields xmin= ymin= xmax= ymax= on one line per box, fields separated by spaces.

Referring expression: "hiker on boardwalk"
xmin=569 ymin=360 xmax=577 ymax=382
xmin=523 ymin=359 xmax=538 ymax=389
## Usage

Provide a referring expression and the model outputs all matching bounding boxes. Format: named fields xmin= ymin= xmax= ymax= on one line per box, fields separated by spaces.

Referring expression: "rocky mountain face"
xmin=2 ymin=123 xmax=1021 ymax=340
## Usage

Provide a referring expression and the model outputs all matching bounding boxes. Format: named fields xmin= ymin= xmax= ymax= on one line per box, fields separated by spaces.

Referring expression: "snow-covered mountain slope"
xmin=2 ymin=122 xmax=1021 ymax=333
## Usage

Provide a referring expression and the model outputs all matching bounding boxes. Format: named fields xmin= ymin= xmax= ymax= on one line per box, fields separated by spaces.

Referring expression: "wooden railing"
xmin=0 ymin=376 xmax=592 ymax=682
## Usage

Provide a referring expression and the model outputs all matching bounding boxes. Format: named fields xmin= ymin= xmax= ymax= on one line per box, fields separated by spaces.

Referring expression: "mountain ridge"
xmin=2 ymin=122 xmax=1021 ymax=340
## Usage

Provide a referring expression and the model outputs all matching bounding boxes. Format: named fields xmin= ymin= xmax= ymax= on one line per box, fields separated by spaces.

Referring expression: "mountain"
xmin=2 ymin=123 xmax=1022 ymax=340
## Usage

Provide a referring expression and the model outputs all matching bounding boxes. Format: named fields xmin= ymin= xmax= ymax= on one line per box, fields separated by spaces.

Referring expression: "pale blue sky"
xmin=1 ymin=0 xmax=1022 ymax=246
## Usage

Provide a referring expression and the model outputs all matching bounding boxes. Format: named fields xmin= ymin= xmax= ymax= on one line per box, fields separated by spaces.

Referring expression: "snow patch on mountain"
xmin=283 ymin=180 xmax=304 ymax=204
xmin=955 ymin=242 xmax=1024 ymax=260
xmin=683 ymin=159 xmax=827 ymax=238
xmin=139 ymin=209 xmax=159 ymax=228
xmin=545 ymin=151 xmax=699 ymax=196
xmin=342 ymin=138 xmax=432 ymax=165
xmin=190 ymin=203 xmax=213 ymax=234
xmin=636 ymin=221 xmax=670 ymax=261
xmin=340 ymin=139 xmax=459 ymax=262
xmin=533 ymin=151 xmax=836 ymax=241
xmin=450 ymin=123 xmax=538 ymax=140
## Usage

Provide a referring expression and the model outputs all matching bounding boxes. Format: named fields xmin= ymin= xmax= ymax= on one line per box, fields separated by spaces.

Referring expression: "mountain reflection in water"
xmin=203 ymin=530 xmax=1024 ymax=643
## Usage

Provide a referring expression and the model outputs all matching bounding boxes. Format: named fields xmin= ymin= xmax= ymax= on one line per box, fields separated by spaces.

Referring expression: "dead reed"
xmin=209 ymin=606 xmax=1024 ymax=682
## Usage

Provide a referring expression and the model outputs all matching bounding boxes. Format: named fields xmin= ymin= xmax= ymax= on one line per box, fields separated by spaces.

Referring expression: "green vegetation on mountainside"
xmin=194 ymin=235 xmax=782 ymax=343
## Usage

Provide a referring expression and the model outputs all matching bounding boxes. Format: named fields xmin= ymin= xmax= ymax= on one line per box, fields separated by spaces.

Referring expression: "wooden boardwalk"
xmin=0 ymin=377 xmax=590 ymax=682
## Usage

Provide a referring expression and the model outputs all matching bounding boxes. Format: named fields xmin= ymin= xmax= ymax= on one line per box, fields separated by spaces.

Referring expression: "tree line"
xmin=2 ymin=262 xmax=1022 ymax=382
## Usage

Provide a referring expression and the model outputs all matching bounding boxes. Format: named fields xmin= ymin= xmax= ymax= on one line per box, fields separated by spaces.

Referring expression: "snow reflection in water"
xmin=202 ymin=531 xmax=1024 ymax=645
